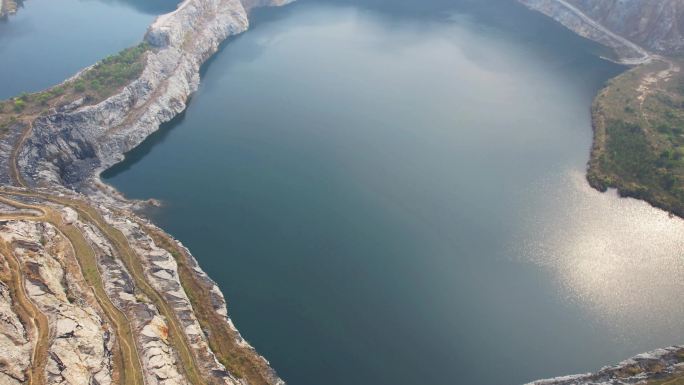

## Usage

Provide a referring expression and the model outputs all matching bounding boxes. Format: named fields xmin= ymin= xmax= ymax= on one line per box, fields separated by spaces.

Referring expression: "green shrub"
xmin=36 ymin=92 xmax=51 ymax=105
xmin=13 ymin=99 xmax=26 ymax=112
xmin=83 ymin=43 xmax=149 ymax=92
xmin=51 ymin=86 xmax=66 ymax=97
xmin=74 ymin=80 xmax=86 ymax=93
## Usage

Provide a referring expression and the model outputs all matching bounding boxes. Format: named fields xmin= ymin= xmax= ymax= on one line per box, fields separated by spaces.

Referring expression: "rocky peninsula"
xmin=0 ymin=0 xmax=291 ymax=384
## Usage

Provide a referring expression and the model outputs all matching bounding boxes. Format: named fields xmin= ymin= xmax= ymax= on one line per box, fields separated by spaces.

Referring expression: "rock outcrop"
xmin=527 ymin=346 xmax=684 ymax=385
xmin=519 ymin=0 xmax=684 ymax=63
xmin=0 ymin=281 xmax=32 ymax=385
xmin=0 ymin=0 xmax=292 ymax=384
xmin=565 ymin=0 xmax=684 ymax=55
xmin=0 ymin=220 xmax=114 ymax=385
xmin=17 ymin=0 xmax=291 ymax=190
xmin=518 ymin=0 xmax=651 ymax=64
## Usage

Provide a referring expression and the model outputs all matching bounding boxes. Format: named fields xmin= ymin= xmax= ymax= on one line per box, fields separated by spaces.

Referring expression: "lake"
xmin=41 ymin=0 xmax=684 ymax=384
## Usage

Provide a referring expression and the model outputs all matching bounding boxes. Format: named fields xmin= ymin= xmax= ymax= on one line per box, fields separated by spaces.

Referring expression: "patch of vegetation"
xmin=13 ymin=99 xmax=25 ymax=112
xmin=588 ymin=58 xmax=684 ymax=217
xmin=0 ymin=43 xmax=150 ymax=137
xmin=73 ymin=43 xmax=149 ymax=98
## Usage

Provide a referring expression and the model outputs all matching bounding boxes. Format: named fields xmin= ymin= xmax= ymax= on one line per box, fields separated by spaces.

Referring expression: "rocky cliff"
xmin=519 ymin=0 xmax=684 ymax=63
xmin=527 ymin=346 xmax=684 ymax=385
xmin=4 ymin=0 xmax=681 ymax=384
xmin=17 ymin=0 xmax=287 ymax=190
xmin=0 ymin=0 xmax=292 ymax=384
xmin=566 ymin=0 xmax=684 ymax=55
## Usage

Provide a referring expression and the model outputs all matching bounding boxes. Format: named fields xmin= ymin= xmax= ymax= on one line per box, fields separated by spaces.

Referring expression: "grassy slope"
xmin=588 ymin=57 xmax=684 ymax=217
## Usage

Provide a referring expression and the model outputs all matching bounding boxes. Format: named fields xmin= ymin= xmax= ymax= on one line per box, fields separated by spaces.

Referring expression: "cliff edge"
xmin=0 ymin=0 xmax=293 ymax=384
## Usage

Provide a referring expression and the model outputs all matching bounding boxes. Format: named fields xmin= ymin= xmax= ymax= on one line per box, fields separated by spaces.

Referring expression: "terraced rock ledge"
xmin=0 ymin=0 xmax=292 ymax=384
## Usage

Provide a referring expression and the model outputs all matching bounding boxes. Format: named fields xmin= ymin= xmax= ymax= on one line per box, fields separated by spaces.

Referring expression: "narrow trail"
xmin=0 ymin=241 xmax=50 ymax=385
xmin=142 ymin=224 xmax=276 ymax=385
xmin=0 ymin=4 xmax=267 ymax=385
xmin=637 ymin=57 xmax=680 ymax=127
xmin=9 ymin=120 xmax=33 ymax=188
xmin=0 ymin=188 xmax=209 ymax=385
xmin=3 ymin=81 xmax=211 ymax=384
xmin=66 ymin=198 xmax=209 ymax=385
xmin=0 ymin=193 xmax=146 ymax=385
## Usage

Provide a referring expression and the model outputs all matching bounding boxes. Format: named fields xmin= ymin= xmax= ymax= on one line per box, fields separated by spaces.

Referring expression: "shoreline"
xmin=520 ymin=0 xmax=684 ymax=383
xmin=587 ymin=56 xmax=684 ymax=220
xmin=0 ymin=0 xmax=681 ymax=384
xmin=0 ymin=0 xmax=294 ymax=383
xmin=526 ymin=346 xmax=684 ymax=385
xmin=517 ymin=3 xmax=684 ymax=222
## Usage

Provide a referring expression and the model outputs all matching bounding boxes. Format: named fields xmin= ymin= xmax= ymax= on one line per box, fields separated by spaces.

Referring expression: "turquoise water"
xmin=51 ymin=0 xmax=684 ymax=384
xmin=0 ymin=0 xmax=178 ymax=99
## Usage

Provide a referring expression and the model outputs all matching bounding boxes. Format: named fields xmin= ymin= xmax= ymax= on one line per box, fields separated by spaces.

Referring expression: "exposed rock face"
xmin=0 ymin=281 xmax=32 ymax=385
xmin=518 ymin=0 xmax=651 ymax=63
xmin=566 ymin=0 xmax=684 ymax=55
xmin=0 ymin=221 xmax=114 ymax=385
xmin=1 ymin=0 xmax=292 ymax=384
xmin=102 ymin=210 xmax=247 ymax=385
xmin=527 ymin=346 xmax=684 ymax=385
xmin=18 ymin=0 xmax=290 ymax=190
xmin=519 ymin=0 xmax=684 ymax=63
xmin=74 ymin=217 xmax=191 ymax=385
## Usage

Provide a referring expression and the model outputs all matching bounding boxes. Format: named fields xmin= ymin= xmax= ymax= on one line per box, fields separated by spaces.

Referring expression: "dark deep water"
xmin=101 ymin=1 xmax=684 ymax=384
xmin=0 ymin=0 xmax=179 ymax=99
